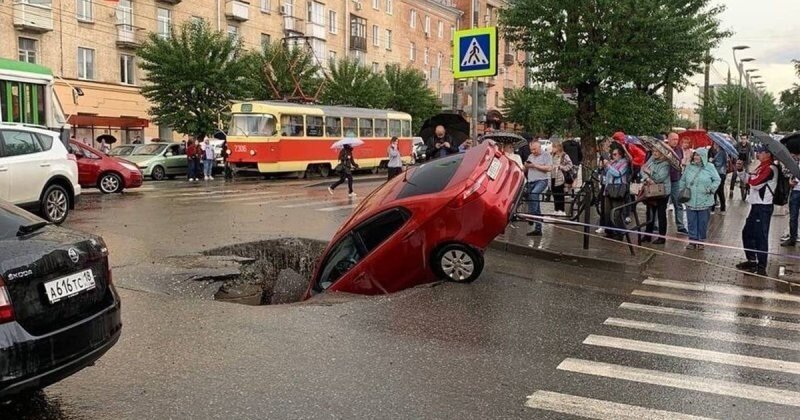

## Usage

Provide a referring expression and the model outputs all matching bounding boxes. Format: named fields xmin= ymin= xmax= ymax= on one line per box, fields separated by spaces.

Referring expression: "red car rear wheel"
xmin=433 ymin=243 xmax=484 ymax=283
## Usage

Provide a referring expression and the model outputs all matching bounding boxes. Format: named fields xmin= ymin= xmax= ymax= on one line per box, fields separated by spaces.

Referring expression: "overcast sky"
xmin=674 ymin=0 xmax=800 ymax=108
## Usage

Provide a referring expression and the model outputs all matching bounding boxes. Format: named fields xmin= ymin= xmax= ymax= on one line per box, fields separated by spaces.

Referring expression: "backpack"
xmin=770 ymin=163 xmax=790 ymax=206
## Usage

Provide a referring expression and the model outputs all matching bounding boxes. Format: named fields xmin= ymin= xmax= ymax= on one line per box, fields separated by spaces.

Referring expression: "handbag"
xmin=641 ymin=183 xmax=667 ymax=199
xmin=679 ymin=169 xmax=702 ymax=203
xmin=562 ymin=169 xmax=574 ymax=184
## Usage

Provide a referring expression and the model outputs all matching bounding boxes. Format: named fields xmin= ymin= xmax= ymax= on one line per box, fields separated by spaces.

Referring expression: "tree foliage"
xmin=384 ymin=64 xmax=441 ymax=134
xmin=502 ymin=88 xmax=575 ymax=136
xmin=138 ymin=21 xmax=253 ymax=139
xmin=500 ymin=0 xmax=729 ymax=167
xmin=698 ymin=84 xmax=778 ymax=134
xmin=245 ymin=41 xmax=324 ymax=101
xmin=321 ymin=58 xmax=391 ymax=109
xmin=595 ymin=89 xmax=672 ymax=135
xmin=777 ymin=60 xmax=800 ymax=132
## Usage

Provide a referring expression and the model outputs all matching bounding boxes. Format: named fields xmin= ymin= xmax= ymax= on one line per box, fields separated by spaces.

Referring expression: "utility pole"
xmin=470 ymin=0 xmax=479 ymax=140
xmin=702 ymin=50 xmax=711 ymax=129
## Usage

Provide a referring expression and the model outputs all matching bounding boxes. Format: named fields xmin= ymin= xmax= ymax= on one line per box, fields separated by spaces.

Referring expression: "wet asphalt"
xmin=4 ymin=174 xmax=800 ymax=419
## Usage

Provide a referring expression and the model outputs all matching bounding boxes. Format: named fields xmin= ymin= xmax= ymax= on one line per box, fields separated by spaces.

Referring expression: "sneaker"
xmin=782 ymin=233 xmax=792 ymax=241
xmin=209 ymin=176 xmax=214 ymax=180
xmin=696 ymin=244 xmax=705 ymax=250
xmin=328 ymin=187 xmax=334 ymax=195
xmin=735 ymin=260 xmax=758 ymax=270
xmin=527 ymin=230 xmax=543 ymax=237
xmin=677 ymin=228 xmax=688 ymax=235
xmin=755 ymin=267 xmax=768 ymax=276
xmin=348 ymin=192 xmax=357 ymax=197
xmin=204 ymin=176 xmax=208 ymax=181
xmin=781 ymin=239 xmax=797 ymax=247
xmin=595 ymin=228 xmax=605 ymax=234
xmin=685 ymin=243 xmax=696 ymax=250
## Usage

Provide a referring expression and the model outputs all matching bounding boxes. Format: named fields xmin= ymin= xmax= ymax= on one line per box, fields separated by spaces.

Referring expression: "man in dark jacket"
xmin=426 ymin=125 xmax=457 ymax=160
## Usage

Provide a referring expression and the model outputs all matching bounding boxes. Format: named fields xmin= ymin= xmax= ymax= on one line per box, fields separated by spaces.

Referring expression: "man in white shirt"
xmin=524 ymin=140 xmax=553 ymax=236
xmin=736 ymin=145 xmax=778 ymax=275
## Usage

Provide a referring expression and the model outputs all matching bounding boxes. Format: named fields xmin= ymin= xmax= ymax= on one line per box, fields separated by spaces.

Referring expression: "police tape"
xmin=511 ymin=213 xmax=799 ymax=288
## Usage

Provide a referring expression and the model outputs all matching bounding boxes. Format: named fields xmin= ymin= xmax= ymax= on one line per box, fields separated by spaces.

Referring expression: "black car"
xmin=0 ymin=201 xmax=121 ymax=400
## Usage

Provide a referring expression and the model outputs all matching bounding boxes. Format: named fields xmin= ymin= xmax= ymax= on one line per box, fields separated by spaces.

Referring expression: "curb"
xmin=489 ymin=239 xmax=654 ymax=275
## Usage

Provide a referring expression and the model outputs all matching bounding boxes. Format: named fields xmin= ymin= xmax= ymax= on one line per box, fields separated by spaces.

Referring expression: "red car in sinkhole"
xmin=305 ymin=141 xmax=526 ymax=298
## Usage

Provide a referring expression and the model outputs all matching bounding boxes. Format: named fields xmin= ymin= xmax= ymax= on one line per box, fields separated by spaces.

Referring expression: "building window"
xmin=409 ymin=42 xmax=415 ymax=61
xmin=117 ymin=0 xmax=133 ymax=29
xmin=191 ymin=16 xmax=204 ymax=26
xmin=438 ymin=21 xmax=443 ymax=38
xmin=307 ymin=1 xmax=324 ymax=25
xmin=76 ymin=0 xmax=93 ymax=21
xmin=372 ymin=0 xmax=379 ymax=10
xmin=227 ymin=25 xmax=239 ymax=42
xmin=18 ymin=38 xmax=38 ymax=64
xmin=437 ymin=52 xmax=442 ymax=70
xmin=157 ymin=8 xmax=172 ymax=39
xmin=260 ymin=0 xmax=271 ymax=12
xmin=424 ymin=47 xmax=428 ymax=65
xmin=261 ymin=33 xmax=271 ymax=47
xmin=372 ymin=62 xmax=379 ymax=73
xmin=349 ymin=15 xmax=367 ymax=52
xmin=385 ymin=0 xmax=392 ymax=14
xmin=329 ymin=10 xmax=337 ymax=33
xmin=77 ymin=47 xmax=95 ymax=80
xmin=120 ymin=54 xmax=135 ymax=85
xmin=372 ymin=25 xmax=379 ymax=47
xmin=409 ymin=9 xmax=416 ymax=28
xmin=328 ymin=50 xmax=337 ymax=65
xmin=385 ymin=29 xmax=392 ymax=50
xmin=424 ymin=16 xmax=430 ymax=35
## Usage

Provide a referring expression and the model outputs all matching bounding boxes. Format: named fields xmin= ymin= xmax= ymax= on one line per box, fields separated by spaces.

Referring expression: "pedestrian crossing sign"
xmin=453 ymin=27 xmax=497 ymax=79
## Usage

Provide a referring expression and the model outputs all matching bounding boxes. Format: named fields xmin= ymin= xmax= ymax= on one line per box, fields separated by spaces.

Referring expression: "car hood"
xmin=0 ymin=226 xmax=104 ymax=274
xmin=124 ymin=155 xmax=158 ymax=164
xmin=112 ymin=157 xmax=139 ymax=167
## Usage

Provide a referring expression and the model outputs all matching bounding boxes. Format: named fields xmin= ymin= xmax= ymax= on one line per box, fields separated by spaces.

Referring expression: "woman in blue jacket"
xmin=679 ymin=147 xmax=721 ymax=249
xmin=641 ymin=149 xmax=671 ymax=244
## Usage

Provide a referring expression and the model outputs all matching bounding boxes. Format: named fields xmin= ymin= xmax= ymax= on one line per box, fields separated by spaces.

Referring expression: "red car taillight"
xmin=0 ymin=276 xmax=15 ymax=324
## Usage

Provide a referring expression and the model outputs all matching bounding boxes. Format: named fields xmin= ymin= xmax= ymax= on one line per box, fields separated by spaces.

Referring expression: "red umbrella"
xmin=678 ymin=129 xmax=713 ymax=149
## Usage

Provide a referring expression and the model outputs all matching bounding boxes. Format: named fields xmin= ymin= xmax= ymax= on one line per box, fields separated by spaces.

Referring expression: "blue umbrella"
xmin=624 ymin=135 xmax=642 ymax=145
xmin=708 ymin=132 xmax=738 ymax=159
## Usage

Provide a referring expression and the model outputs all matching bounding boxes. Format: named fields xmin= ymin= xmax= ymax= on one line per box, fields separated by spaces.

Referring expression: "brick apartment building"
xmin=1 ymin=0 xmax=525 ymax=142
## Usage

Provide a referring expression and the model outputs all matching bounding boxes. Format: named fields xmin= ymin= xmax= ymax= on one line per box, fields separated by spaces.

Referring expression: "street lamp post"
xmin=732 ymin=45 xmax=751 ymax=138
xmin=749 ymin=75 xmax=763 ymax=131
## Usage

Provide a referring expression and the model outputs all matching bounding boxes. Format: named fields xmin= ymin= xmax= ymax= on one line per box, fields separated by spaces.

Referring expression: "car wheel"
xmin=98 ymin=173 xmax=122 ymax=194
xmin=151 ymin=166 xmax=166 ymax=181
xmin=433 ymin=244 xmax=484 ymax=283
xmin=40 ymin=184 xmax=69 ymax=225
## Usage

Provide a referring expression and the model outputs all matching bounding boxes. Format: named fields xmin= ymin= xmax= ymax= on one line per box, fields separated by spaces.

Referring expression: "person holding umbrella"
xmin=329 ymin=141 xmax=360 ymax=197
xmin=781 ymin=133 xmax=800 ymax=247
xmin=735 ymin=144 xmax=778 ymax=276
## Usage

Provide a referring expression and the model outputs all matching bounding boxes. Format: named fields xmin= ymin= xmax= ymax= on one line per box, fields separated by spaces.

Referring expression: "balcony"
xmin=305 ymin=22 xmax=325 ymax=39
xmin=13 ymin=1 xmax=54 ymax=33
xmin=156 ymin=0 xmax=181 ymax=4
xmin=226 ymin=0 xmax=249 ymax=22
xmin=116 ymin=24 xmax=142 ymax=49
xmin=283 ymin=15 xmax=302 ymax=33
xmin=349 ymin=36 xmax=367 ymax=52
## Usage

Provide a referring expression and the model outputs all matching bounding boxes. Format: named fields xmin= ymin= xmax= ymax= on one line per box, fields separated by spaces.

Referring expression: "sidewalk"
xmin=493 ymin=191 xmax=798 ymax=289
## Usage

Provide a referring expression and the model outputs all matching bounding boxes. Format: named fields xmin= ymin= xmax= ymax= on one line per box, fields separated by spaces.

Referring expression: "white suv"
xmin=0 ymin=125 xmax=81 ymax=224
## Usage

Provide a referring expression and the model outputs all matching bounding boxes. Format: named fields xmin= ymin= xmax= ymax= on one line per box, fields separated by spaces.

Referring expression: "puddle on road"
xmin=203 ymin=238 xmax=327 ymax=305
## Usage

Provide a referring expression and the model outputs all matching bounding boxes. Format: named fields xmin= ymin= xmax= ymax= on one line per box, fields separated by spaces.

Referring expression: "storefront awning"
xmin=68 ymin=115 xmax=150 ymax=129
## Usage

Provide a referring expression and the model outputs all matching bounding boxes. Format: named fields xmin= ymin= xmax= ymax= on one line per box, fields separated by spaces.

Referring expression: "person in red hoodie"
xmin=186 ymin=139 xmax=198 ymax=181
xmin=735 ymin=144 xmax=778 ymax=276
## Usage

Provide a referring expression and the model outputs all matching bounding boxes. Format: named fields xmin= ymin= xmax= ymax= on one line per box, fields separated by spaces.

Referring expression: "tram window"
xmin=359 ymin=118 xmax=373 ymax=137
xmin=10 ymin=84 xmax=21 ymax=123
xmin=23 ymin=84 xmax=33 ymax=123
xmin=0 ymin=82 xmax=6 ymax=122
xmin=281 ymin=115 xmax=304 ymax=137
xmin=36 ymin=85 xmax=45 ymax=125
xmin=374 ymin=119 xmax=388 ymax=137
xmin=230 ymin=114 xmax=276 ymax=136
xmin=325 ymin=116 xmax=342 ymax=137
xmin=307 ymin=116 xmax=324 ymax=137
xmin=343 ymin=117 xmax=358 ymax=137
xmin=401 ymin=120 xmax=411 ymax=137
xmin=389 ymin=119 xmax=401 ymax=137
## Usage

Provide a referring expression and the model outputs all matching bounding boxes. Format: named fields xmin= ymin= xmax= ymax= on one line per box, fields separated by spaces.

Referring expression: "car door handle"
xmin=40 ymin=163 xmax=51 ymax=167
xmin=0 ymin=166 xmax=7 ymax=172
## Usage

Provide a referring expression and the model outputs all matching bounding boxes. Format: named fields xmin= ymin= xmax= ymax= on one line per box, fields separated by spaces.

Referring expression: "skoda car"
xmin=0 ymin=200 xmax=121 ymax=399
xmin=306 ymin=141 xmax=525 ymax=297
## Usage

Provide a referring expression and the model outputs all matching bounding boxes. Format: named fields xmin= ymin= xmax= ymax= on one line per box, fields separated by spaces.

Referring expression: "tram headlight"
xmin=249 ymin=150 xmax=256 ymax=156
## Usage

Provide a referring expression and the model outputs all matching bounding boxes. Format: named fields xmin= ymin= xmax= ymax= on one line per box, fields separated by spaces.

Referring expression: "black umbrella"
xmin=751 ymin=130 xmax=800 ymax=178
xmin=96 ymin=134 xmax=117 ymax=144
xmin=213 ymin=130 xmax=227 ymax=141
xmin=418 ymin=113 xmax=470 ymax=144
xmin=481 ymin=132 xmax=527 ymax=148
xmin=781 ymin=132 xmax=800 ymax=154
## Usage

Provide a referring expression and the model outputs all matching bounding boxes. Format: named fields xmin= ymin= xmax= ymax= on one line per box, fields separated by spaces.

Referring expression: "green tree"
xmin=500 ymin=0 xmax=728 ymax=167
xmin=595 ymin=89 xmax=672 ymax=135
xmin=698 ymin=84 xmax=740 ymax=133
xmin=138 ymin=20 xmax=253 ymax=139
xmin=321 ymin=58 xmax=391 ymax=109
xmin=501 ymin=88 xmax=575 ymax=136
xmin=777 ymin=60 xmax=800 ymax=132
xmin=384 ymin=64 xmax=441 ymax=134
xmin=245 ymin=41 xmax=324 ymax=101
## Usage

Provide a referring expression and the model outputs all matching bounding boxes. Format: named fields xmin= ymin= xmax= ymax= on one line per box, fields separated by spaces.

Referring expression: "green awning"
xmin=0 ymin=57 xmax=52 ymax=76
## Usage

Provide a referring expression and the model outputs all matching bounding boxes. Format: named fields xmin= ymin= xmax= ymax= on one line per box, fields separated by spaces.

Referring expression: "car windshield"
xmin=230 ymin=114 xmax=277 ymax=136
xmin=396 ymin=154 xmax=464 ymax=199
xmin=0 ymin=201 xmax=44 ymax=240
xmin=110 ymin=146 xmax=134 ymax=156
xmin=133 ymin=144 xmax=167 ymax=155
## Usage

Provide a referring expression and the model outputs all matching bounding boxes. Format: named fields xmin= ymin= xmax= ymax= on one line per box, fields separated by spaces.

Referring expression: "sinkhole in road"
xmin=204 ymin=238 xmax=327 ymax=305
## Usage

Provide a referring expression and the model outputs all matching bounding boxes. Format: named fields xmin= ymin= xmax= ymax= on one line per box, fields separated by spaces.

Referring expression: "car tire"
xmin=40 ymin=184 xmax=70 ymax=225
xmin=432 ymin=243 xmax=484 ymax=283
xmin=151 ymin=165 xmax=166 ymax=181
xmin=98 ymin=173 xmax=123 ymax=194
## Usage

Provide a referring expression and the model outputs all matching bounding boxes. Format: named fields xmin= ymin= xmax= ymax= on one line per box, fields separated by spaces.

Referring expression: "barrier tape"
xmin=511 ymin=213 xmax=800 ymax=289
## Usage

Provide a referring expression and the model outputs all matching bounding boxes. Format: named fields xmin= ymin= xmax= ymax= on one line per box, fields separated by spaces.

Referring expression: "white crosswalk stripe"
xmin=525 ymin=277 xmax=800 ymax=418
xmin=318 ymin=203 xmax=359 ymax=212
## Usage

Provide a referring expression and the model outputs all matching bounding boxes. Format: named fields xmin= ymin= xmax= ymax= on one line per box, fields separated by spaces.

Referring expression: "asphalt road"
xmin=5 ymin=176 xmax=800 ymax=419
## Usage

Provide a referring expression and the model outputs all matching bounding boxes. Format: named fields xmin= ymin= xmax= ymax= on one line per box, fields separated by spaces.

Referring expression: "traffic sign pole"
xmin=471 ymin=0 xmax=478 ymax=140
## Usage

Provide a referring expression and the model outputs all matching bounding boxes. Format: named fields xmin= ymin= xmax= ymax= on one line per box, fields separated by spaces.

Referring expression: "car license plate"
xmin=44 ymin=269 xmax=96 ymax=304
xmin=487 ymin=158 xmax=502 ymax=180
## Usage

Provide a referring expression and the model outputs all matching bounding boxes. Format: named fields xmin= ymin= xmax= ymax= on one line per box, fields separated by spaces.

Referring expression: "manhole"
xmin=204 ymin=238 xmax=327 ymax=305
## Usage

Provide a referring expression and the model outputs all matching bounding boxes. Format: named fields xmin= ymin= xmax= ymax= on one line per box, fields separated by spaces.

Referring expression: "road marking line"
xmin=162 ymin=189 xmax=243 ymax=197
xmin=631 ymin=290 xmax=800 ymax=316
xmin=176 ymin=191 xmax=279 ymax=202
xmin=208 ymin=193 xmax=286 ymax=203
xmin=279 ymin=200 xmax=334 ymax=209
xmin=317 ymin=203 xmax=359 ymax=212
xmin=558 ymin=358 xmax=800 ymax=408
xmin=643 ymin=279 xmax=800 ymax=303
xmin=619 ymin=303 xmax=800 ymax=332
xmin=583 ymin=335 xmax=800 ymax=375
xmin=243 ymin=195 xmax=313 ymax=205
xmin=604 ymin=317 xmax=800 ymax=351
xmin=524 ymin=390 xmax=714 ymax=420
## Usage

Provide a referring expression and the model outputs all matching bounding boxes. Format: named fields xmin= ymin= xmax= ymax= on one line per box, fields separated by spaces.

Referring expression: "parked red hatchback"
xmin=306 ymin=141 xmax=525 ymax=298
xmin=68 ymin=141 xmax=143 ymax=194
